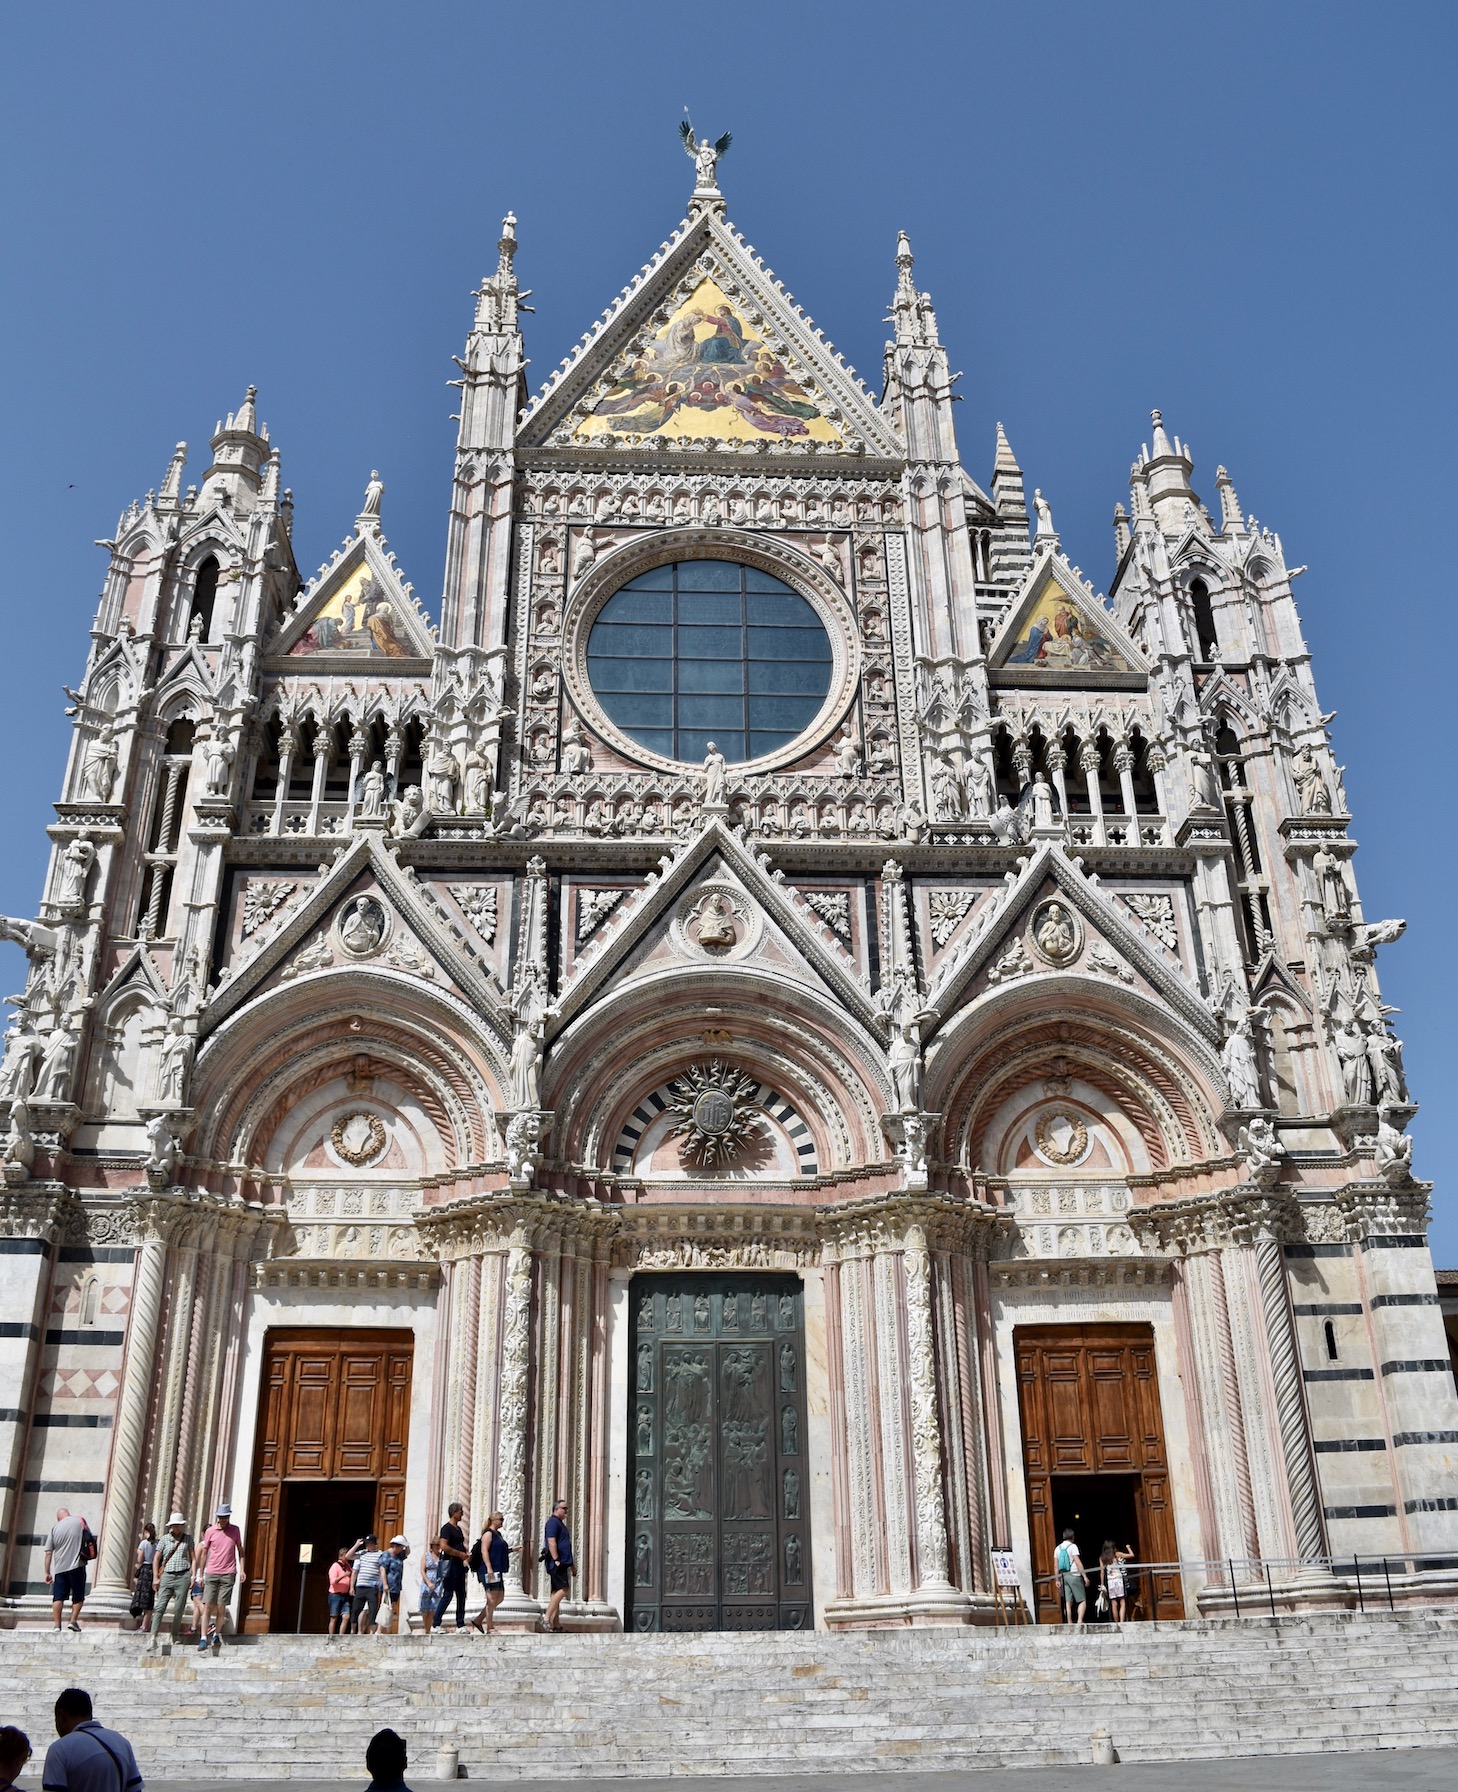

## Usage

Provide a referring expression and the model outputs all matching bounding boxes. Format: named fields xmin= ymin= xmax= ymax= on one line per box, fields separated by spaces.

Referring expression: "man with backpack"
xmin=43 ymin=1508 xmax=93 ymax=1634
xmin=1054 ymin=1527 xmax=1087 ymax=1626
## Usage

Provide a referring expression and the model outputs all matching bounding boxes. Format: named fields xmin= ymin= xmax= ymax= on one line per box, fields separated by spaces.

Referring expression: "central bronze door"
xmin=628 ymin=1273 xmax=810 ymax=1632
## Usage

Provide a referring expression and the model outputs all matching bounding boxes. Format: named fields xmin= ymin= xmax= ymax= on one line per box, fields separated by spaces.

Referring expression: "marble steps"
xmin=1 ymin=1614 xmax=1455 ymax=1779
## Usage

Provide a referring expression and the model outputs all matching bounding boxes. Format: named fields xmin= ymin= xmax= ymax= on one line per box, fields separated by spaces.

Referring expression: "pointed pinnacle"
xmin=1150 ymin=407 xmax=1174 ymax=459
xmin=994 ymin=420 xmax=1021 ymax=471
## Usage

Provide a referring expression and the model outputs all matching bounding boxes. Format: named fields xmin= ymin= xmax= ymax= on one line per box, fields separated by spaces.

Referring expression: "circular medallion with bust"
xmin=585 ymin=559 xmax=832 ymax=766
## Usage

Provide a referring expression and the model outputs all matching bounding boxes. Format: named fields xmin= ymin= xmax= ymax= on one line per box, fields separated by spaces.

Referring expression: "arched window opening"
xmin=1097 ymin=731 xmax=1124 ymax=814
xmin=80 ymin=1275 xmax=99 ymax=1327
xmin=992 ymin=726 xmax=1021 ymax=803
xmin=188 ymin=556 xmax=220 ymax=643
xmin=397 ymin=717 xmax=426 ymax=798
xmin=1190 ymin=578 xmax=1219 ymax=661
xmin=1129 ymin=731 xmax=1159 ymax=813
xmin=250 ymin=715 xmax=283 ymax=803
xmin=137 ymin=718 xmax=195 ymax=938
xmin=1324 ymin=1320 xmax=1339 ymax=1362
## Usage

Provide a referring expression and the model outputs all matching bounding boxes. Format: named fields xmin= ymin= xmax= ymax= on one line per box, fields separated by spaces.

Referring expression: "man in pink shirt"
xmin=192 ymin=1501 xmax=244 ymax=1655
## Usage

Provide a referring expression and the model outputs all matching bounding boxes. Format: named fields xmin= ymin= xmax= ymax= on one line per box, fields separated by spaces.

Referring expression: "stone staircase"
xmin=1 ymin=1614 xmax=1456 ymax=1780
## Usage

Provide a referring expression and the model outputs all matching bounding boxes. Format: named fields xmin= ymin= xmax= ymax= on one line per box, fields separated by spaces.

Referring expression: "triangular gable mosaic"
xmin=518 ymin=213 xmax=900 ymax=460
xmin=269 ymin=532 xmax=434 ymax=663
xmin=573 ymin=277 xmax=842 ymax=448
xmin=989 ymin=554 xmax=1145 ymax=686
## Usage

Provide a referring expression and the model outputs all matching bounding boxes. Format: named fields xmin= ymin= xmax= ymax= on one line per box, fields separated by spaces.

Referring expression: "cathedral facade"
xmin=2 ymin=144 xmax=1455 ymax=1633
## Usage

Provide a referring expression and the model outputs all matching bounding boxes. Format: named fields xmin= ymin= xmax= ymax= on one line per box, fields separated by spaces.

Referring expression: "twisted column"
xmin=902 ymin=1227 xmax=952 ymax=1589
xmin=494 ymin=1232 xmax=540 ymax=1620
xmin=1209 ymin=1248 xmax=1260 ymax=1560
xmin=1254 ymin=1235 xmax=1324 ymax=1561
xmin=96 ymin=1219 xmax=169 ymax=1594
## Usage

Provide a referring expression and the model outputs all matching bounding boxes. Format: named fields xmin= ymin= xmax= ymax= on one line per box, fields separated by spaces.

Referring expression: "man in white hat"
xmin=148 ymin=1512 xmax=196 ymax=1650
xmin=194 ymin=1501 xmax=244 ymax=1654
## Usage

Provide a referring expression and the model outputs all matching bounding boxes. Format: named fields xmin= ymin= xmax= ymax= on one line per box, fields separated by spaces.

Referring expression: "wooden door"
xmin=1015 ymin=1323 xmax=1182 ymax=1620
xmin=244 ymin=1328 xmax=413 ymax=1632
xmin=627 ymin=1274 xmax=811 ymax=1633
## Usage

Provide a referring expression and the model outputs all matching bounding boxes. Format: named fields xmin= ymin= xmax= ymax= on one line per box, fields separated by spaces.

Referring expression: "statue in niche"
xmin=636 ymin=1340 xmax=654 ymax=1393
xmin=358 ymin=761 xmax=387 ymax=820
xmin=0 ymin=1024 xmax=42 ymax=1106
xmin=203 ymin=724 xmax=235 ymax=796
xmin=750 ymin=1292 xmax=767 ymax=1330
xmin=56 ymin=835 xmax=96 ymax=912
xmin=1029 ymin=773 xmax=1056 ymax=831
xmin=967 ymin=757 xmax=995 ymax=816
xmin=887 ymin=1015 xmax=923 ymax=1112
xmin=835 ymin=726 xmax=862 ymax=778
xmin=1293 ymin=742 xmax=1332 ymax=815
xmin=339 ymin=896 xmax=387 ymax=957
xmin=155 ymin=1017 xmax=194 ymax=1107
xmin=537 ymin=536 xmax=560 ymax=577
xmin=778 ymin=1293 xmax=794 ymax=1329
xmin=561 ymin=720 xmax=592 ymax=776
xmin=635 ymin=1469 xmax=654 ymax=1521
xmin=702 ymin=742 xmax=728 ymax=808
xmin=79 ymin=722 xmax=118 ymax=803
xmin=425 ymin=740 xmax=457 ymax=813
xmin=34 ymin=1026 xmax=77 ymax=1103
xmin=783 ymin=1468 xmax=800 ymax=1519
xmin=1333 ymin=1017 xmax=1372 ymax=1106
xmin=635 ymin=1532 xmax=653 ymax=1587
xmin=781 ymin=1405 xmax=798 ymax=1455
xmin=462 ymin=746 xmax=489 ymax=816
xmin=1222 ymin=1007 xmax=1264 ymax=1110
xmin=694 ymin=1293 xmax=710 ymax=1331
xmin=929 ymin=752 xmax=966 ymax=819
xmin=1313 ymin=845 xmax=1349 ymax=922
xmin=665 ymin=1296 xmax=682 ymax=1332
xmin=779 ymin=1341 xmax=796 ymax=1392
xmin=636 ymin=1405 xmax=653 ymax=1455
xmin=637 ymin=1291 xmax=654 ymax=1331
xmin=508 ymin=1013 xmax=543 ymax=1109
xmin=1366 ymin=1026 xmax=1407 ymax=1105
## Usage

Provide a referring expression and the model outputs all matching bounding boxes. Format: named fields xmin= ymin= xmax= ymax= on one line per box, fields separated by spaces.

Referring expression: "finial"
xmin=497 ymin=211 xmax=518 ymax=279
xmin=993 ymin=420 xmax=1021 ymax=472
xmin=1150 ymin=407 xmax=1174 ymax=459
xmin=159 ymin=441 xmax=188 ymax=504
xmin=680 ymin=114 xmax=731 ymax=198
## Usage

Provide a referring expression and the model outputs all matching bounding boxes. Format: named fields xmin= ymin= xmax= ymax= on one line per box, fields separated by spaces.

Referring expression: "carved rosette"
xmin=902 ymin=1225 xmax=952 ymax=1589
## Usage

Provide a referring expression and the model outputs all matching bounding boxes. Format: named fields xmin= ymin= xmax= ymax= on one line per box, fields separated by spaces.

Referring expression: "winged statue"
xmin=681 ymin=115 xmax=732 ymax=191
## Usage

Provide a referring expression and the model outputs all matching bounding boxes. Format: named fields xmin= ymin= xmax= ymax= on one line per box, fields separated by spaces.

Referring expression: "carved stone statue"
xmin=680 ymin=117 xmax=731 ymax=191
xmin=1186 ymin=746 xmax=1221 ymax=812
xmin=358 ymin=760 xmax=387 ymax=821
xmin=1313 ymin=846 xmax=1349 ymax=923
xmin=425 ymin=740 xmax=457 ymax=813
xmin=156 ymin=1017 xmax=194 ymax=1106
xmin=835 ymin=726 xmax=862 ymax=778
xmin=462 ymin=745 xmax=489 ymax=815
xmin=561 ymin=720 xmax=592 ymax=776
xmin=145 ymin=1112 xmax=179 ymax=1184
xmin=1033 ymin=489 xmax=1056 ymax=539
xmin=34 ymin=1026 xmax=77 ymax=1104
xmin=502 ymin=1109 xmax=541 ymax=1185
xmin=570 ymin=530 xmax=597 ymax=581
xmin=0 ymin=1024 xmax=41 ymax=1106
xmin=340 ymin=897 xmax=387 ymax=957
xmin=702 ymin=742 xmax=728 ymax=808
xmin=1033 ymin=901 xmax=1077 ymax=965
xmin=1334 ymin=1018 xmax=1372 ymax=1106
xmin=694 ymin=894 xmax=738 ymax=950
xmin=2 ymin=1098 xmax=33 ymax=1184
xmin=203 ymin=725 xmax=235 ymax=796
xmin=79 ymin=722 xmax=119 ymax=803
xmin=1292 ymin=742 xmax=1332 ymax=815
xmin=966 ymin=757 xmax=995 ymax=817
xmin=929 ymin=752 xmax=965 ymax=819
xmin=1222 ymin=1008 xmax=1264 ymax=1110
xmin=56 ymin=835 xmax=96 ymax=912
xmin=1374 ymin=1105 xmax=1413 ymax=1185
xmin=887 ymin=1017 xmax=923 ymax=1112
xmin=394 ymin=784 xmax=423 ymax=834
xmin=1238 ymin=1114 xmax=1285 ymax=1188
xmin=361 ymin=468 xmax=385 ymax=517
xmin=1365 ymin=1026 xmax=1407 ymax=1105
xmin=1029 ymin=773 xmax=1055 ymax=831
xmin=509 ymin=1015 xmax=544 ymax=1109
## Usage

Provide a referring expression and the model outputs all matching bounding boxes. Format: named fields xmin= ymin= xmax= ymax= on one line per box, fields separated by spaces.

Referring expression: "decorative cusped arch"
xmin=926 ymin=976 xmax=1226 ymax=1177
xmin=546 ymin=963 xmax=889 ymax=1178
xmin=191 ymin=972 xmax=510 ymax=1176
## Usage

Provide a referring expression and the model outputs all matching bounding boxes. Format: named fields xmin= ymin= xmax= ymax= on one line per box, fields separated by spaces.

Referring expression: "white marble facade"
xmin=1 ymin=151 xmax=1454 ymax=1631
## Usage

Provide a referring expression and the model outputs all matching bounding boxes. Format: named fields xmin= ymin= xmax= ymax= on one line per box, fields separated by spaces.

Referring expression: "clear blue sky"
xmin=2 ymin=4 xmax=1454 ymax=1255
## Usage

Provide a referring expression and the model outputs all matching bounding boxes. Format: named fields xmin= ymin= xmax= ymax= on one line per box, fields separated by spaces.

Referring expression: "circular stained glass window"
xmin=585 ymin=559 xmax=832 ymax=765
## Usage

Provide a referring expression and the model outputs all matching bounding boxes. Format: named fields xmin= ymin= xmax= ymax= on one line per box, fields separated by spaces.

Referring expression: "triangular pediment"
xmin=203 ymin=835 xmax=506 ymax=1036
xmin=923 ymin=842 xmax=1216 ymax=1043
xmin=268 ymin=528 xmax=434 ymax=664
xmin=988 ymin=550 xmax=1147 ymax=687
xmin=552 ymin=819 xmax=877 ymax=1035
xmin=517 ymin=213 xmax=901 ymax=462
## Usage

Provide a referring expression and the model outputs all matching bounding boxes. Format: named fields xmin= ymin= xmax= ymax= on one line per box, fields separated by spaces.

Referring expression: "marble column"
xmin=95 ymin=1212 xmax=171 ymax=1597
xmin=493 ymin=1228 xmax=541 ymax=1625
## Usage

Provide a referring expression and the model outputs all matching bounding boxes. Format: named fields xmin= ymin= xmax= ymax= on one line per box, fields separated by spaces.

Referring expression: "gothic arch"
xmin=546 ymin=966 xmax=889 ymax=1177
xmin=191 ymin=974 xmax=509 ymax=1179
xmin=926 ymin=977 xmax=1225 ymax=1177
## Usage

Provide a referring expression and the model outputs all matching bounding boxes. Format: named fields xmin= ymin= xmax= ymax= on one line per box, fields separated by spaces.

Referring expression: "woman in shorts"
xmin=470 ymin=1512 xmax=510 ymax=1634
xmin=327 ymin=1547 xmax=354 ymax=1636
xmin=1100 ymin=1540 xmax=1135 ymax=1624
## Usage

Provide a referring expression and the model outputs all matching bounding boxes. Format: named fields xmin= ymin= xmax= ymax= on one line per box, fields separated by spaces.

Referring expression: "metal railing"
xmin=1031 ymin=1550 xmax=1458 ymax=1622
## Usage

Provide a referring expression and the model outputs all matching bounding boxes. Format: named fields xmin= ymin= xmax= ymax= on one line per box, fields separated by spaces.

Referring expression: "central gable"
xmin=518 ymin=213 xmax=901 ymax=462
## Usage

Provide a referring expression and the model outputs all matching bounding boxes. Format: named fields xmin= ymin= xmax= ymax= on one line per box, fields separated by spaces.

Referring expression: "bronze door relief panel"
xmin=628 ymin=1273 xmax=810 ymax=1632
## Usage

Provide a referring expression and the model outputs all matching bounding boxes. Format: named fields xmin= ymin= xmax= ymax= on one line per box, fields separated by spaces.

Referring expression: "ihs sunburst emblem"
xmin=666 ymin=1060 xmax=763 ymax=1168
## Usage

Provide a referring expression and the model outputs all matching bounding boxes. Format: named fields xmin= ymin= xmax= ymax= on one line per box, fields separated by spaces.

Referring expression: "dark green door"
xmin=628 ymin=1273 xmax=811 ymax=1632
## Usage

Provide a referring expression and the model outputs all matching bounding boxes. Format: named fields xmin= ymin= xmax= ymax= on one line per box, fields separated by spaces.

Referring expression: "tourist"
xmin=327 ymin=1546 xmax=354 ymax=1636
xmin=1100 ymin=1540 xmax=1135 ymax=1624
xmin=188 ymin=1563 xmax=207 ymax=1639
xmin=470 ymin=1512 xmax=510 ymax=1634
xmin=363 ymin=1727 xmax=413 ymax=1791
xmin=42 ymin=1689 xmax=142 ymax=1791
xmin=541 ymin=1498 xmax=574 ymax=1634
xmin=0 ymin=1726 xmax=31 ymax=1792
xmin=418 ymin=1541 xmax=441 ymax=1629
xmin=1055 ymin=1528 xmax=1087 ymax=1626
xmin=42 ymin=1507 xmax=89 ymax=1634
xmin=129 ymin=1523 xmax=157 ymax=1628
xmin=146 ymin=1514 xmax=195 ymax=1651
xmin=423 ymin=1502 xmax=469 ymax=1634
xmin=194 ymin=1501 xmax=244 ymax=1654
xmin=382 ymin=1536 xmax=411 ymax=1633
xmin=350 ymin=1534 xmax=389 ymax=1634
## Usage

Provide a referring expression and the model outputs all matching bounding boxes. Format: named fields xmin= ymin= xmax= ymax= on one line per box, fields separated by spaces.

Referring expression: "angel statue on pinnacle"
xmin=681 ymin=114 xmax=731 ymax=190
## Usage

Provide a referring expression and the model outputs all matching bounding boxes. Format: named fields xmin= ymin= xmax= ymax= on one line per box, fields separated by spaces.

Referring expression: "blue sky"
xmin=2 ymin=3 xmax=1454 ymax=1256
